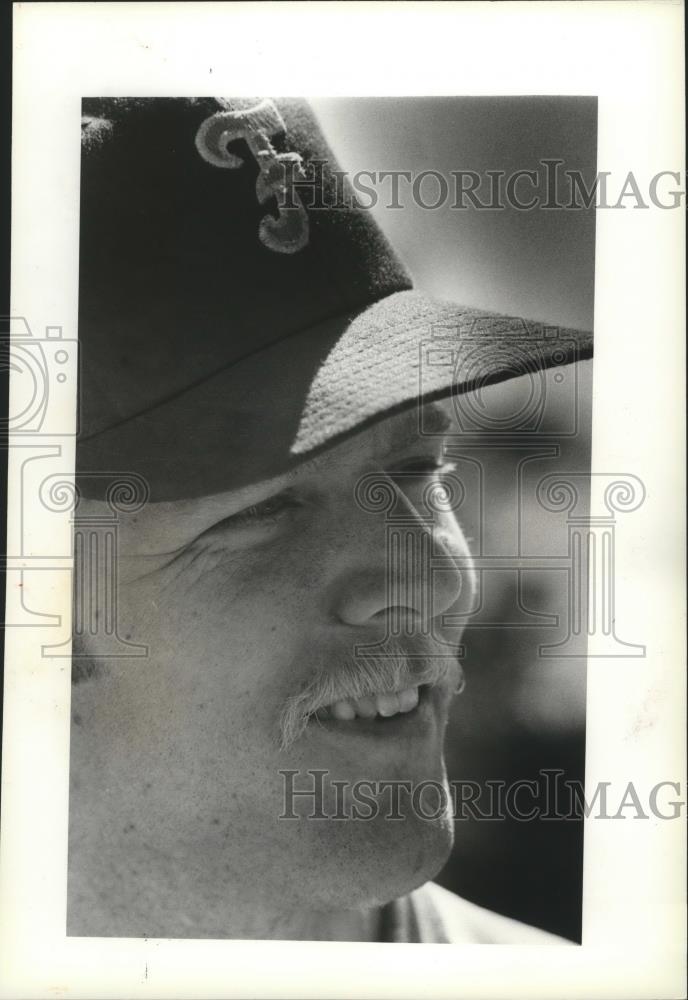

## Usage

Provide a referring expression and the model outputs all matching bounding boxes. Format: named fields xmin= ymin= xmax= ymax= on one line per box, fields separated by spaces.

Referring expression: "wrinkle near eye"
xmin=126 ymin=533 xmax=240 ymax=596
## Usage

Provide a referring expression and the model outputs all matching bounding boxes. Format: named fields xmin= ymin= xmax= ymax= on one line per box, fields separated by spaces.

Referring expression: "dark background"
xmin=316 ymin=97 xmax=596 ymax=942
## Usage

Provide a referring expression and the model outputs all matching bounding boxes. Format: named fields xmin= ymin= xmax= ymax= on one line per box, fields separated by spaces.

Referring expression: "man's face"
xmin=70 ymin=403 xmax=475 ymax=924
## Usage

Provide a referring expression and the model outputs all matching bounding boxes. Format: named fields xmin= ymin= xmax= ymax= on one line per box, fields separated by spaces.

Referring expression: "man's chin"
xmin=358 ymin=810 xmax=455 ymax=908
xmin=274 ymin=733 xmax=455 ymax=910
xmin=286 ymin=792 xmax=455 ymax=913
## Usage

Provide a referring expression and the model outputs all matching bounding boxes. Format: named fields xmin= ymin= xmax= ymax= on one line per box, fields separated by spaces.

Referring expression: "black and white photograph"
xmin=68 ymin=94 xmax=594 ymax=944
xmin=1 ymin=3 xmax=684 ymax=999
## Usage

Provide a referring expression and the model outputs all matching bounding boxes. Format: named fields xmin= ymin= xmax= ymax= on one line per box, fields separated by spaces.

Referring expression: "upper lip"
xmin=316 ymin=677 xmax=426 ymax=708
xmin=311 ymin=683 xmax=440 ymax=727
xmin=312 ymin=680 xmax=439 ymax=717
xmin=300 ymin=634 xmax=462 ymax=716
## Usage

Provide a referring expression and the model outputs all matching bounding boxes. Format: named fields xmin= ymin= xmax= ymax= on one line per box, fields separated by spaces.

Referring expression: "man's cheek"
xmin=112 ymin=553 xmax=306 ymax=743
xmin=115 ymin=567 xmax=223 ymax=653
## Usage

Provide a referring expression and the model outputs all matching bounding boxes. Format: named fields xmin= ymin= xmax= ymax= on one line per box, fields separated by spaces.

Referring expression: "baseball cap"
xmin=76 ymin=97 xmax=593 ymax=501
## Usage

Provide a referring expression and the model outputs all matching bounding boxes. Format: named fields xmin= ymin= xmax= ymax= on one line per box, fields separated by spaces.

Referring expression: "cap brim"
xmin=75 ymin=290 xmax=593 ymax=501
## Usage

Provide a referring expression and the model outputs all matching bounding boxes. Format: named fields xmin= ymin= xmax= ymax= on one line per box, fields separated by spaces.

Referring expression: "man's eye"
xmin=393 ymin=458 xmax=457 ymax=478
xmin=227 ymin=492 xmax=300 ymax=527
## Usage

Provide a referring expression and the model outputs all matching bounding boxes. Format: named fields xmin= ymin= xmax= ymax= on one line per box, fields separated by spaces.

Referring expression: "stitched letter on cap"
xmin=195 ymin=98 xmax=309 ymax=254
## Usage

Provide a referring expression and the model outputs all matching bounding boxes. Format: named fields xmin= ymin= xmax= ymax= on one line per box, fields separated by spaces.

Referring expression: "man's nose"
xmin=330 ymin=477 xmax=468 ymax=629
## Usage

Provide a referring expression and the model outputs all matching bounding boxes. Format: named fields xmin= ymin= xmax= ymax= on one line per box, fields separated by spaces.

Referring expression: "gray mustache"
xmin=278 ymin=638 xmax=464 ymax=750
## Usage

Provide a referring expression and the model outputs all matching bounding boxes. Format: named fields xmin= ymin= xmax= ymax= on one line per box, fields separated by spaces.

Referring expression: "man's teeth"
xmin=327 ymin=686 xmax=420 ymax=721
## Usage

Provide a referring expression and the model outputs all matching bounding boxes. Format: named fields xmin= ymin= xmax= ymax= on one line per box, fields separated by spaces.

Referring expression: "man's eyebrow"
xmin=420 ymin=404 xmax=453 ymax=435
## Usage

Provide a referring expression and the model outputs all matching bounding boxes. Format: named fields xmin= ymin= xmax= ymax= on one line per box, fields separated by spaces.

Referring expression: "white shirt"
xmin=380 ymin=882 xmax=573 ymax=944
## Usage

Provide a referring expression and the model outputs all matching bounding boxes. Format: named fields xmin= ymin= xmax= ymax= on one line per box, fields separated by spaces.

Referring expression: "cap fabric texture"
xmin=76 ymin=97 xmax=593 ymax=501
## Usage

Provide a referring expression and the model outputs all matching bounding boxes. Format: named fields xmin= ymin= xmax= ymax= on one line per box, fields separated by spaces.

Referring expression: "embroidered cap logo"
xmin=195 ymin=99 xmax=309 ymax=254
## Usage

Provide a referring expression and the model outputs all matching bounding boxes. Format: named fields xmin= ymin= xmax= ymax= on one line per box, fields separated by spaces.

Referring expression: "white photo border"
xmin=2 ymin=2 xmax=685 ymax=998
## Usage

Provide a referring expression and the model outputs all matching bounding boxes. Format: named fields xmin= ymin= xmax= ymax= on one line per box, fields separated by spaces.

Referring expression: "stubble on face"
xmin=67 ymin=403 xmax=474 ymax=933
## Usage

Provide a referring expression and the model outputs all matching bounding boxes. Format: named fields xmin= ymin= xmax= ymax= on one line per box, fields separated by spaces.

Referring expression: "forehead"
xmin=294 ymin=401 xmax=452 ymax=477
xmin=78 ymin=401 xmax=453 ymax=553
